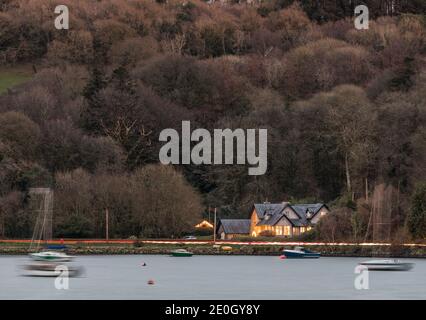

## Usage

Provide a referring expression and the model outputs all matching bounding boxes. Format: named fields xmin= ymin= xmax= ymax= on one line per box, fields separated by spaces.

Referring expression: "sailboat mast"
xmin=29 ymin=188 xmax=53 ymax=252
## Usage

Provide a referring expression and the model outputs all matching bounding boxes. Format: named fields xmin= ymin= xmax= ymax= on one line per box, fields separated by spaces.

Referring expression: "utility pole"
xmin=213 ymin=207 xmax=217 ymax=243
xmin=105 ymin=208 xmax=109 ymax=242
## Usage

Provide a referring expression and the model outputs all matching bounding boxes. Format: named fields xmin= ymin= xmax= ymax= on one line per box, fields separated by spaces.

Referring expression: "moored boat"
xmin=283 ymin=246 xmax=320 ymax=259
xmin=22 ymin=262 xmax=83 ymax=277
xmin=30 ymin=251 xmax=73 ymax=262
xmin=359 ymin=259 xmax=414 ymax=271
xmin=171 ymin=249 xmax=193 ymax=257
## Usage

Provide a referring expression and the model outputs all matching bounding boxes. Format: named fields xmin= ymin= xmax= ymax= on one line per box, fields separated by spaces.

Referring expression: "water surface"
xmin=0 ymin=255 xmax=425 ymax=299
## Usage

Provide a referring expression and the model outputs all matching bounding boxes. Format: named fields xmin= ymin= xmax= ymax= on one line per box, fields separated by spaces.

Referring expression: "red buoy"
xmin=147 ymin=279 xmax=155 ymax=285
xmin=280 ymin=255 xmax=286 ymax=259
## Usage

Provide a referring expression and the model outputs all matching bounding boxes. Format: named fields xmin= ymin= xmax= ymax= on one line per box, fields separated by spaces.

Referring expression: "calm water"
xmin=0 ymin=255 xmax=425 ymax=299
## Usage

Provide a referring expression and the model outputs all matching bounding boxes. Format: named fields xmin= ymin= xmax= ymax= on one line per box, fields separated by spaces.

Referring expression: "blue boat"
xmin=45 ymin=244 xmax=68 ymax=251
xmin=283 ymin=246 xmax=320 ymax=259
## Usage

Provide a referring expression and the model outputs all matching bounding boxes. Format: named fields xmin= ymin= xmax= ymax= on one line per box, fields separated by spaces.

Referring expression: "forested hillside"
xmin=0 ymin=0 xmax=425 ymax=240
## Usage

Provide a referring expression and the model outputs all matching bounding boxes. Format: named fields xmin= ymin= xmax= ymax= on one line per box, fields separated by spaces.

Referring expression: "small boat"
xmin=359 ymin=259 xmax=414 ymax=271
xmin=22 ymin=262 xmax=83 ymax=277
xmin=283 ymin=246 xmax=320 ymax=259
xmin=171 ymin=249 xmax=193 ymax=257
xmin=45 ymin=244 xmax=68 ymax=251
xmin=30 ymin=251 xmax=73 ymax=262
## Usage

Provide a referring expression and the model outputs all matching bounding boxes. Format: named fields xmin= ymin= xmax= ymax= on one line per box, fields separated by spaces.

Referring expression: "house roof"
xmin=253 ymin=203 xmax=287 ymax=219
xmin=218 ymin=219 xmax=251 ymax=234
xmin=292 ymin=203 xmax=326 ymax=220
xmin=195 ymin=220 xmax=214 ymax=228
xmin=257 ymin=210 xmax=286 ymax=226
xmin=289 ymin=219 xmax=306 ymax=227
xmin=253 ymin=202 xmax=327 ymax=227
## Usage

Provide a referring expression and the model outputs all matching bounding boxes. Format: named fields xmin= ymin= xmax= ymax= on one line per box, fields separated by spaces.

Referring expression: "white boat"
xmin=359 ymin=259 xmax=414 ymax=271
xmin=30 ymin=251 xmax=73 ymax=262
xmin=22 ymin=262 xmax=83 ymax=277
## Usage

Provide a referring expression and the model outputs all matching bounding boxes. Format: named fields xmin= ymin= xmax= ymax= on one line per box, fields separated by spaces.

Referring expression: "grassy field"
xmin=0 ymin=67 xmax=32 ymax=94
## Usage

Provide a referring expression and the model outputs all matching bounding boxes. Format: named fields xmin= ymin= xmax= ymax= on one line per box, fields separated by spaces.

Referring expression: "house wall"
xmin=310 ymin=207 xmax=329 ymax=224
xmin=217 ymin=225 xmax=225 ymax=239
xmin=251 ymin=208 xmax=296 ymax=237
xmin=275 ymin=217 xmax=293 ymax=236
xmin=218 ymin=224 xmax=249 ymax=240
xmin=224 ymin=233 xmax=242 ymax=240
xmin=250 ymin=210 xmax=260 ymax=236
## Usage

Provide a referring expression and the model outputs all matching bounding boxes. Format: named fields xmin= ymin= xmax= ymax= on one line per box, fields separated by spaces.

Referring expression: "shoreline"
xmin=1 ymin=242 xmax=426 ymax=258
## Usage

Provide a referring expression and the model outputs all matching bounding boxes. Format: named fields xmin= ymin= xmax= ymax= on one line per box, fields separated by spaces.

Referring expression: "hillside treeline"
xmin=0 ymin=0 xmax=425 ymax=239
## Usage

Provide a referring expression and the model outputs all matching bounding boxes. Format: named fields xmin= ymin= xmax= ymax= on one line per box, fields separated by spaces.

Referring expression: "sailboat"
xmin=22 ymin=188 xmax=82 ymax=277
xmin=27 ymin=188 xmax=71 ymax=261
xmin=358 ymin=184 xmax=414 ymax=272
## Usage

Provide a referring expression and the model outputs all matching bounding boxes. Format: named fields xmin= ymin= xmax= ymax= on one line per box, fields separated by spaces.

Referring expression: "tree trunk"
xmin=105 ymin=208 xmax=109 ymax=241
xmin=0 ymin=209 xmax=3 ymax=238
xmin=365 ymin=178 xmax=369 ymax=201
xmin=345 ymin=152 xmax=352 ymax=193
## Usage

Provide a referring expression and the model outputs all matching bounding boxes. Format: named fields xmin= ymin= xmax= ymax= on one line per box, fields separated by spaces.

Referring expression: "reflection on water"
xmin=20 ymin=251 xmax=84 ymax=278
xmin=0 ymin=255 xmax=425 ymax=299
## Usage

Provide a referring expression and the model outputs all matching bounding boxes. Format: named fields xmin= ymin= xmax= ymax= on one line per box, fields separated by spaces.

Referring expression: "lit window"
xmin=283 ymin=226 xmax=290 ymax=236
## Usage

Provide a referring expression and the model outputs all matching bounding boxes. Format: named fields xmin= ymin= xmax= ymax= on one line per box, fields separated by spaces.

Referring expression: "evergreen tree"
xmin=81 ymin=36 xmax=108 ymax=134
xmin=81 ymin=65 xmax=107 ymax=134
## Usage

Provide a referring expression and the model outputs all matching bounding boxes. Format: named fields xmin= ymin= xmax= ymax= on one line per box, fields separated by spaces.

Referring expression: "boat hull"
xmin=359 ymin=260 xmax=414 ymax=271
xmin=171 ymin=252 xmax=193 ymax=257
xmin=21 ymin=264 xmax=84 ymax=277
xmin=22 ymin=269 xmax=83 ymax=277
xmin=30 ymin=256 xmax=72 ymax=262
xmin=283 ymin=250 xmax=320 ymax=259
xmin=30 ymin=252 xmax=73 ymax=262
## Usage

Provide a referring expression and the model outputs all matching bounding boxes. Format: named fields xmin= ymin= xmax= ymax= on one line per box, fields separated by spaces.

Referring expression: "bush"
xmin=133 ymin=239 xmax=144 ymax=248
xmin=0 ymin=111 xmax=40 ymax=159
xmin=192 ymin=227 xmax=213 ymax=236
xmin=280 ymin=38 xmax=372 ymax=99
xmin=292 ymin=229 xmax=316 ymax=242
xmin=259 ymin=230 xmax=275 ymax=237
